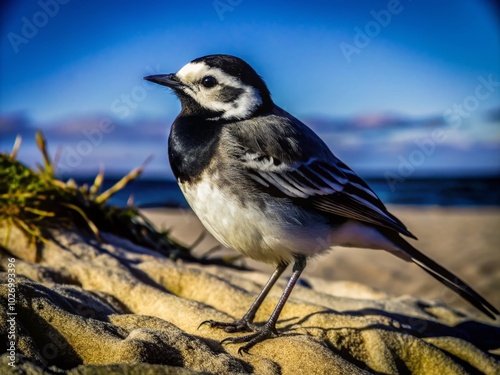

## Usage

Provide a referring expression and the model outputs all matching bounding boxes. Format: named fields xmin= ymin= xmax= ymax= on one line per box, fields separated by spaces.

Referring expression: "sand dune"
xmin=142 ymin=206 xmax=500 ymax=316
xmin=1 ymin=206 xmax=498 ymax=374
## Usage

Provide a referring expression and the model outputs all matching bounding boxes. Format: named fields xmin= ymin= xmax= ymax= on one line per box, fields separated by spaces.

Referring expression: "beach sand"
xmin=2 ymin=206 xmax=499 ymax=373
xmin=142 ymin=205 xmax=500 ymax=316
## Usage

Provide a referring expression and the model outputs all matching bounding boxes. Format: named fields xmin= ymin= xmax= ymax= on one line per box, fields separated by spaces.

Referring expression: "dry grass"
xmin=0 ymin=131 xmax=192 ymax=261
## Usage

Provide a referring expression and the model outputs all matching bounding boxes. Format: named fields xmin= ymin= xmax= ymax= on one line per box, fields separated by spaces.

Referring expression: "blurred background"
xmin=1 ymin=0 xmax=499 ymax=207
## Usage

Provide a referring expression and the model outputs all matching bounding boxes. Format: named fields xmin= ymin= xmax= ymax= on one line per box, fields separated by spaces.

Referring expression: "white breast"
xmin=179 ymin=175 xmax=403 ymax=265
xmin=179 ymin=176 xmax=333 ymax=264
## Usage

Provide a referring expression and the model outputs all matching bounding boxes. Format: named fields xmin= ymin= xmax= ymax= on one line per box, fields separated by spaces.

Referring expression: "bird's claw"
xmin=198 ymin=318 xmax=256 ymax=333
xmin=221 ymin=325 xmax=279 ymax=355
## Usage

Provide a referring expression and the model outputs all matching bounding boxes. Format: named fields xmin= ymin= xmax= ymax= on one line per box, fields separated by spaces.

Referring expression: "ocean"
xmin=75 ymin=176 xmax=500 ymax=208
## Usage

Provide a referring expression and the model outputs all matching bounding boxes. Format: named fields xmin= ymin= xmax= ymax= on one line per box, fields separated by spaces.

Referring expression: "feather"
xmin=242 ymin=151 xmax=416 ymax=239
xmin=382 ymin=229 xmax=499 ymax=319
xmin=229 ymin=111 xmax=416 ymax=238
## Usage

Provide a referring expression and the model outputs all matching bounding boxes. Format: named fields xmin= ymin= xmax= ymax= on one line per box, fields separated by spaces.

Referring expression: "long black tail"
xmin=383 ymin=230 xmax=499 ymax=320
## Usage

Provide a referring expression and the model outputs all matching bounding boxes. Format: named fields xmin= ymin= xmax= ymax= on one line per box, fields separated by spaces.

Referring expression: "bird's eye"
xmin=201 ymin=76 xmax=217 ymax=88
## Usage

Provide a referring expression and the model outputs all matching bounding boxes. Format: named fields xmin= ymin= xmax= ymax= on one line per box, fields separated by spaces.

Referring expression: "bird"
xmin=144 ymin=54 xmax=498 ymax=353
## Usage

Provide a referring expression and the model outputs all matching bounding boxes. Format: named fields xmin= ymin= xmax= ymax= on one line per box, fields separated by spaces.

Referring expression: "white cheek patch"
xmin=176 ymin=61 xmax=262 ymax=120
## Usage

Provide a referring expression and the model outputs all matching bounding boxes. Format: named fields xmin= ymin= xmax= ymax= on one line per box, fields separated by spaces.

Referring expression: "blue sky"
xmin=1 ymin=0 xmax=499 ymax=177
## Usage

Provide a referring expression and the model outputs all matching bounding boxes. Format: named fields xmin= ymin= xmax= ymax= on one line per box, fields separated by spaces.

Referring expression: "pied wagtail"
xmin=145 ymin=54 xmax=498 ymax=353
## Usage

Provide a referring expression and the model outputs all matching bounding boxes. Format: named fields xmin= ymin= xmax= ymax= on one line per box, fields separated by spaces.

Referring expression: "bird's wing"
xmin=383 ymin=228 xmax=499 ymax=319
xmin=241 ymin=151 xmax=416 ymax=239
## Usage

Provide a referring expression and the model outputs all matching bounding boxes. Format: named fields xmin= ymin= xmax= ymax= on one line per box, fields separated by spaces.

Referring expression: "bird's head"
xmin=144 ymin=54 xmax=273 ymax=121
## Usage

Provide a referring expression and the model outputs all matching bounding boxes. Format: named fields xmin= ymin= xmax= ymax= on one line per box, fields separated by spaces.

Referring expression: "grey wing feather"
xmin=232 ymin=109 xmax=416 ymax=239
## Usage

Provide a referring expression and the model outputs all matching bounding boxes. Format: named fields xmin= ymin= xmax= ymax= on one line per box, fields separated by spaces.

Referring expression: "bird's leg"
xmin=222 ymin=255 xmax=307 ymax=354
xmin=201 ymin=261 xmax=288 ymax=333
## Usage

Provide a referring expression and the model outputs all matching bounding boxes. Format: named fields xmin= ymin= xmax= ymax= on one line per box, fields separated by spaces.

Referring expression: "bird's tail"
xmin=383 ymin=230 xmax=499 ymax=320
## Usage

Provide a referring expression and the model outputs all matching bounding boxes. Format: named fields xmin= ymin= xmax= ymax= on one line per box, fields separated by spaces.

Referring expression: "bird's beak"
xmin=144 ymin=73 xmax=182 ymax=88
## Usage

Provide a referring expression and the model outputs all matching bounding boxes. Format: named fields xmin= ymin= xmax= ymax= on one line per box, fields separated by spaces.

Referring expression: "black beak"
xmin=144 ymin=73 xmax=182 ymax=88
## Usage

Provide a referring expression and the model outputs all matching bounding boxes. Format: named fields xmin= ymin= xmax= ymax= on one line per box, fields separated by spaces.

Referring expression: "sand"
xmin=142 ymin=206 xmax=500 ymax=315
xmin=0 ymin=206 xmax=499 ymax=374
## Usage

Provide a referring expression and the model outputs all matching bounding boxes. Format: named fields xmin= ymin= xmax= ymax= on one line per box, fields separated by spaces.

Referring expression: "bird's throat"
xmin=168 ymin=116 xmax=223 ymax=184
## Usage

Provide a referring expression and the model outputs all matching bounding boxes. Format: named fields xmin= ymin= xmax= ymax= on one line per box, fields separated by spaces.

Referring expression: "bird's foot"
xmin=199 ymin=317 xmax=258 ymax=333
xmin=221 ymin=324 xmax=279 ymax=355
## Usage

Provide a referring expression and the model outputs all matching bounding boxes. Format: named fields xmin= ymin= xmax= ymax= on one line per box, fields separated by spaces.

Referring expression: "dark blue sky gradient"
xmin=1 ymin=0 xmax=499 ymax=176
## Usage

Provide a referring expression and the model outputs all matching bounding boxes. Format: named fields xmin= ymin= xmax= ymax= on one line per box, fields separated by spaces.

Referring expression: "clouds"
xmin=305 ymin=109 xmax=500 ymax=176
xmin=0 ymin=114 xmax=170 ymax=177
xmin=2 ymin=108 xmax=498 ymax=178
